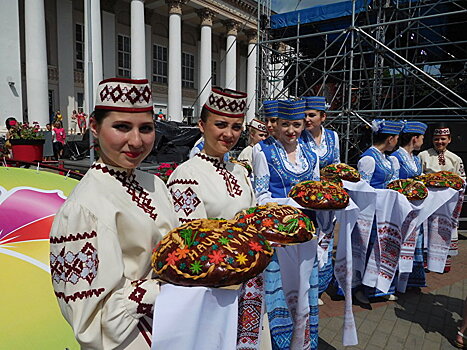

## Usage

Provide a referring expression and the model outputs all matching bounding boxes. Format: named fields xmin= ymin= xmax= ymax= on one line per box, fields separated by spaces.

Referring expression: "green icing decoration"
xmin=248 ymin=250 xmax=255 ymax=256
xmin=226 ymin=257 xmax=235 ymax=264
xmin=179 ymin=262 xmax=186 ymax=270
xmin=157 ymin=261 xmax=164 ymax=269
xmin=180 ymin=228 xmax=198 ymax=248
xmin=218 ymin=237 xmax=230 ymax=245
xmin=190 ymin=261 xmax=202 ymax=274
xmin=212 ymin=244 xmax=219 ymax=250
xmin=200 ymin=255 xmax=208 ymax=261
xmin=199 ymin=232 xmax=206 ymax=238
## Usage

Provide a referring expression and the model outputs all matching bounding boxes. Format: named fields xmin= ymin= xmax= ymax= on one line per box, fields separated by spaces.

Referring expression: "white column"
xmin=25 ymin=0 xmax=49 ymax=126
xmin=57 ymin=0 xmax=75 ymax=131
xmin=224 ymin=20 xmax=239 ymax=90
xmin=145 ymin=24 xmax=152 ymax=81
xmin=167 ymin=0 xmax=185 ymax=122
xmin=102 ymin=11 xmax=116 ymax=78
xmin=0 ymin=0 xmax=23 ymax=125
xmin=84 ymin=0 xmax=103 ymax=114
xmin=131 ymin=0 xmax=146 ymax=79
xmin=197 ymin=9 xmax=215 ymax=111
xmin=246 ymin=30 xmax=257 ymax=123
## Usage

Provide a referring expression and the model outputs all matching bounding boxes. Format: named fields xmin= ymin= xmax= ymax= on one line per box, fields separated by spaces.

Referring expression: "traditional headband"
xmin=402 ymin=121 xmax=428 ymax=135
xmin=95 ymin=78 xmax=153 ymax=112
xmin=433 ymin=127 xmax=450 ymax=136
xmin=304 ymin=96 xmax=326 ymax=111
xmin=205 ymin=87 xmax=247 ymax=118
xmin=371 ymin=119 xmax=404 ymax=134
xmin=249 ymin=119 xmax=268 ymax=133
xmin=263 ymin=100 xmax=278 ymax=119
xmin=277 ymin=100 xmax=306 ymax=121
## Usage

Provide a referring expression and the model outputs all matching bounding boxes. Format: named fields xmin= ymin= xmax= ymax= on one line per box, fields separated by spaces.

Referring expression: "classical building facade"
xmin=0 ymin=0 xmax=258 ymax=130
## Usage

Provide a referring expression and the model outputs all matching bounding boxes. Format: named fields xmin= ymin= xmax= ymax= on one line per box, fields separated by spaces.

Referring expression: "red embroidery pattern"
xmin=170 ymin=187 xmax=201 ymax=216
xmin=92 ymin=164 xmax=158 ymax=220
xmin=50 ymin=242 xmax=99 ymax=285
xmin=128 ymin=279 xmax=154 ymax=316
xmin=196 ymin=153 xmax=243 ymax=198
xmin=179 ymin=218 xmax=195 ymax=224
xmin=167 ymin=178 xmax=199 ymax=187
xmin=99 ymin=83 xmax=151 ymax=105
xmin=378 ymin=224 xmax=402 ymax=280
xmin=55 ymin=288 xmax=105 ymax=303
xmin=237 ymin=276 xmax=263 ymax=349
xmin=137 ymin=320 xmax=152 ymax=346
xmin=50 ymin=231 xmax=97 ymax=244
xmin=208 ymin=92 xmax=247 ymax=115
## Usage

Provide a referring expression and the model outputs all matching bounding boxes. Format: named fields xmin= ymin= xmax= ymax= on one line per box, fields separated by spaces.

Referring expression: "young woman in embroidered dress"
xmin=355 ymin=119 xmax=403 ymax=304
xmin=391 ymin=121 xmax=428 ymax=289
xmin=165 ymin=88 xmax=270 ymax=350
xmin=301 ymin=96 xmax=340 ymax=305
xmin=50 ymin=78 xmax=179 ymax=349
xmin=238 ymin=118 xmax=268 ymax=169
xmin=252 ymin=99 xmax=321 ymax=349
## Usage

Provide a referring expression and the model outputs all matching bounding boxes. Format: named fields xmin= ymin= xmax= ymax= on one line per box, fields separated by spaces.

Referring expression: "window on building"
xmin=118 ymin=34 xmax=131 ymax=78
xmin=183 ymin=107 xmax=194 ymax=125
xmin=182 ymin=52 xmax=195 ymax=88
xmin=75 ymin=23 xmax=84 ymax=71
xmin=211 ymin=60 xmax=217 ymax=86
xmin=153 ymin=45 xmax=168 ymax=84
xmin=77 ymin=92 xmax=84 ymax=113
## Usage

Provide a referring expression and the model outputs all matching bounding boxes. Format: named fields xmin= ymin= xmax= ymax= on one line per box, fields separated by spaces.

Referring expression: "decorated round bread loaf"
xmin=320 ymin=163 xmax=361 ymax=182
xmin=152 ymin=219 xmax=273 ymax=287
xmin=288 ymin=180 xmax=350 ymax=209
xmin=320 ymin=174 xmax=343 ymax=188
xmin=415 ymin=171 xmax=464 ymax=190
xmin=387 ymin=179 xmax=428 ymax=200
xmin=234 ymin=203 xmax=315 ymax=245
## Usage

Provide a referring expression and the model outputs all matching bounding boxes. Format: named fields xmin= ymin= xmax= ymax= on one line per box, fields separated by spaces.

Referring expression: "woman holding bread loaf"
xmin=355 ymin=119 xmax=403 ymax=304
xmin=252 ymin=99 xmax=321 ymax=349
xmin=391 ymin=121 xmax=428 ymax=289
xmin=49 ymin=78 xmax=179 ymax=349
xmin=301 ymin=96 xmax=341 ymax=302
xmin=166 ymin=88 xmax=270 ymax=350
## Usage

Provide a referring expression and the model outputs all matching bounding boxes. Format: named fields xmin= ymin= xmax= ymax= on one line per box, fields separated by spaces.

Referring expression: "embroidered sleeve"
xmin=358 ymin=156 xmax=376 ymax=184
xmin=167 ymin=166 xmax=207 ymax=222
xmin=389 ymin=156 xmax=400 ymax=181
xmin=456 ymin=158 xmax=466 ymax=180
xmin=50 ymin=201 xmax=159 ymax=348
xmin=252 ymin=144 xmax=274 ymax=205
xmin=332 ymin=131 xmax=341 ymax=164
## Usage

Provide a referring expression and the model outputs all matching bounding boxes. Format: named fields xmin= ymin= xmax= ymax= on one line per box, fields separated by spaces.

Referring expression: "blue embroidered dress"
xmin=301 ymin=127 xmax=340 ymax=168
xmin=357 ymin=146 xmax=400 ymax=297
xmin=302 ymin=127 xmax=341 ymax=295
xmin=391 ymin=147 xmax=426 ymax=288
xmin=252 ymin=136 xmax=320 ymax=349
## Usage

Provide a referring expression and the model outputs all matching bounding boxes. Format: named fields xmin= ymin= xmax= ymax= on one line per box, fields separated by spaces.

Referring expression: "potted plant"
xmin=154 ymin=162 xmax=178 ymax=183
xmin=9 ymin=121 xmax=45 ymax=162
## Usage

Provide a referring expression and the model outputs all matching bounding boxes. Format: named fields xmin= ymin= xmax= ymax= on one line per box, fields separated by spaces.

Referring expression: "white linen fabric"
xmin=50 ymin=162 xmax=179 ymax=350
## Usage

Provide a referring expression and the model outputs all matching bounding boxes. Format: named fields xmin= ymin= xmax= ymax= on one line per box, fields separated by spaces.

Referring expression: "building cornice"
xmin=190 ymin=0 xmax=257 ymax=30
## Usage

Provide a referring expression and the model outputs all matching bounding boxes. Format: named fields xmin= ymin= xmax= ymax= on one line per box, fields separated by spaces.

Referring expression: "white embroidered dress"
xmin=50 ymin=162 xmax=179 ymax=350
xmin=153 ymin=152 xmax=260 ymax=350
xmin=419 ymin=148 xmax=466 ymax=180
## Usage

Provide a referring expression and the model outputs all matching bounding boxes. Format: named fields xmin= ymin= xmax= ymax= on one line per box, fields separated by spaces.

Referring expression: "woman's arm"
xmin=50 ymin=201 xmax=160 ymax=349
xmin=357 ymin=156 xmax=376 ymax=184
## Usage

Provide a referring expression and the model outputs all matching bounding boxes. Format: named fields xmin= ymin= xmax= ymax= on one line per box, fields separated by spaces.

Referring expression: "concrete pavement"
xmin=318 ymin=234 xmax=467 ymax=349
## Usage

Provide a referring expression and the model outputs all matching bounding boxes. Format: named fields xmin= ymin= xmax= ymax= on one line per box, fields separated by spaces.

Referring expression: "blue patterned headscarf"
xmin=371 ymin=119 xmax=404 ymax=134
xmin=263 ymin=100 xmax=278 ymax=119
xmin=304 ymin=96 xmax=326 ymax=111
xmin=402 ymin=121 xmax=427 ymax=135
xmin=277 ymin=100 xmax=306 ymax=120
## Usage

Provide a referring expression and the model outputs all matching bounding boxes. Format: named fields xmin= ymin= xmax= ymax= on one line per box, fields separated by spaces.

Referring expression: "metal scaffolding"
xmin=256 ymin=0 xmax=467 ymax=164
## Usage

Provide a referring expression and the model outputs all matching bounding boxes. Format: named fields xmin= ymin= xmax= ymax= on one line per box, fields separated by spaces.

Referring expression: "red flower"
xmin=9 ymin=120 xmax=17 ymax=127
xmin=175 ymin=247 xmax=190 ymax=259
xmin=324 ymin=193 xmax=332 ymax=200
xmin=208 ymin=250 xmax=226 ymax=264
xmin=249 ymin=241 xmax=262 ymax=252
xmin=296 ymin=191 xmax=306 ymax=198
xmin=166 ymin=251 xmax=180 ymax=265
xmin=166 ymin=169 xmax=174 ymax=176
xmin=262 ymin=218 xmax=274 ymax=227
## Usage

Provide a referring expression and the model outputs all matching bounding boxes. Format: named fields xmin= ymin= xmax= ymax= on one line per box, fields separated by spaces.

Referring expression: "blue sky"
xmin=271 ymin=0 xmax=341 ymax=13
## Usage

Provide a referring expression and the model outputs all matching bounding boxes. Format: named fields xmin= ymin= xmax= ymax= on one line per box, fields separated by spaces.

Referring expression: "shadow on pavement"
xmin=394 ymin=291 xmax=463 ymax=344
xmin=318 ymin=337 xmax=337 ymax=349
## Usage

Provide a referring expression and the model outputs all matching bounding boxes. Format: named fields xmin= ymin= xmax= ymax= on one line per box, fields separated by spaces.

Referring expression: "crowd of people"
xmin=48 ymin=77 xmax=465 ymax=349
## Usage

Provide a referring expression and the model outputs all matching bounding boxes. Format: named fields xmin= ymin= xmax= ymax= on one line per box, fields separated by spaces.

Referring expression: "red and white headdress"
xmin=205 ymin=87 xmax=247 ymax=118
xmin=95 ymin=78 xmax=153 ymax=112
xmin=433 ymin=127 xmax=450 ymax=136
xmin=249 ymin=119 xmax=267 ymax=133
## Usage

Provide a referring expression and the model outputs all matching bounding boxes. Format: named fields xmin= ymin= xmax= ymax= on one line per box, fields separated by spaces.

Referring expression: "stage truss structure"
xmin=256 ymin=0 xmax=467 ymax=163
